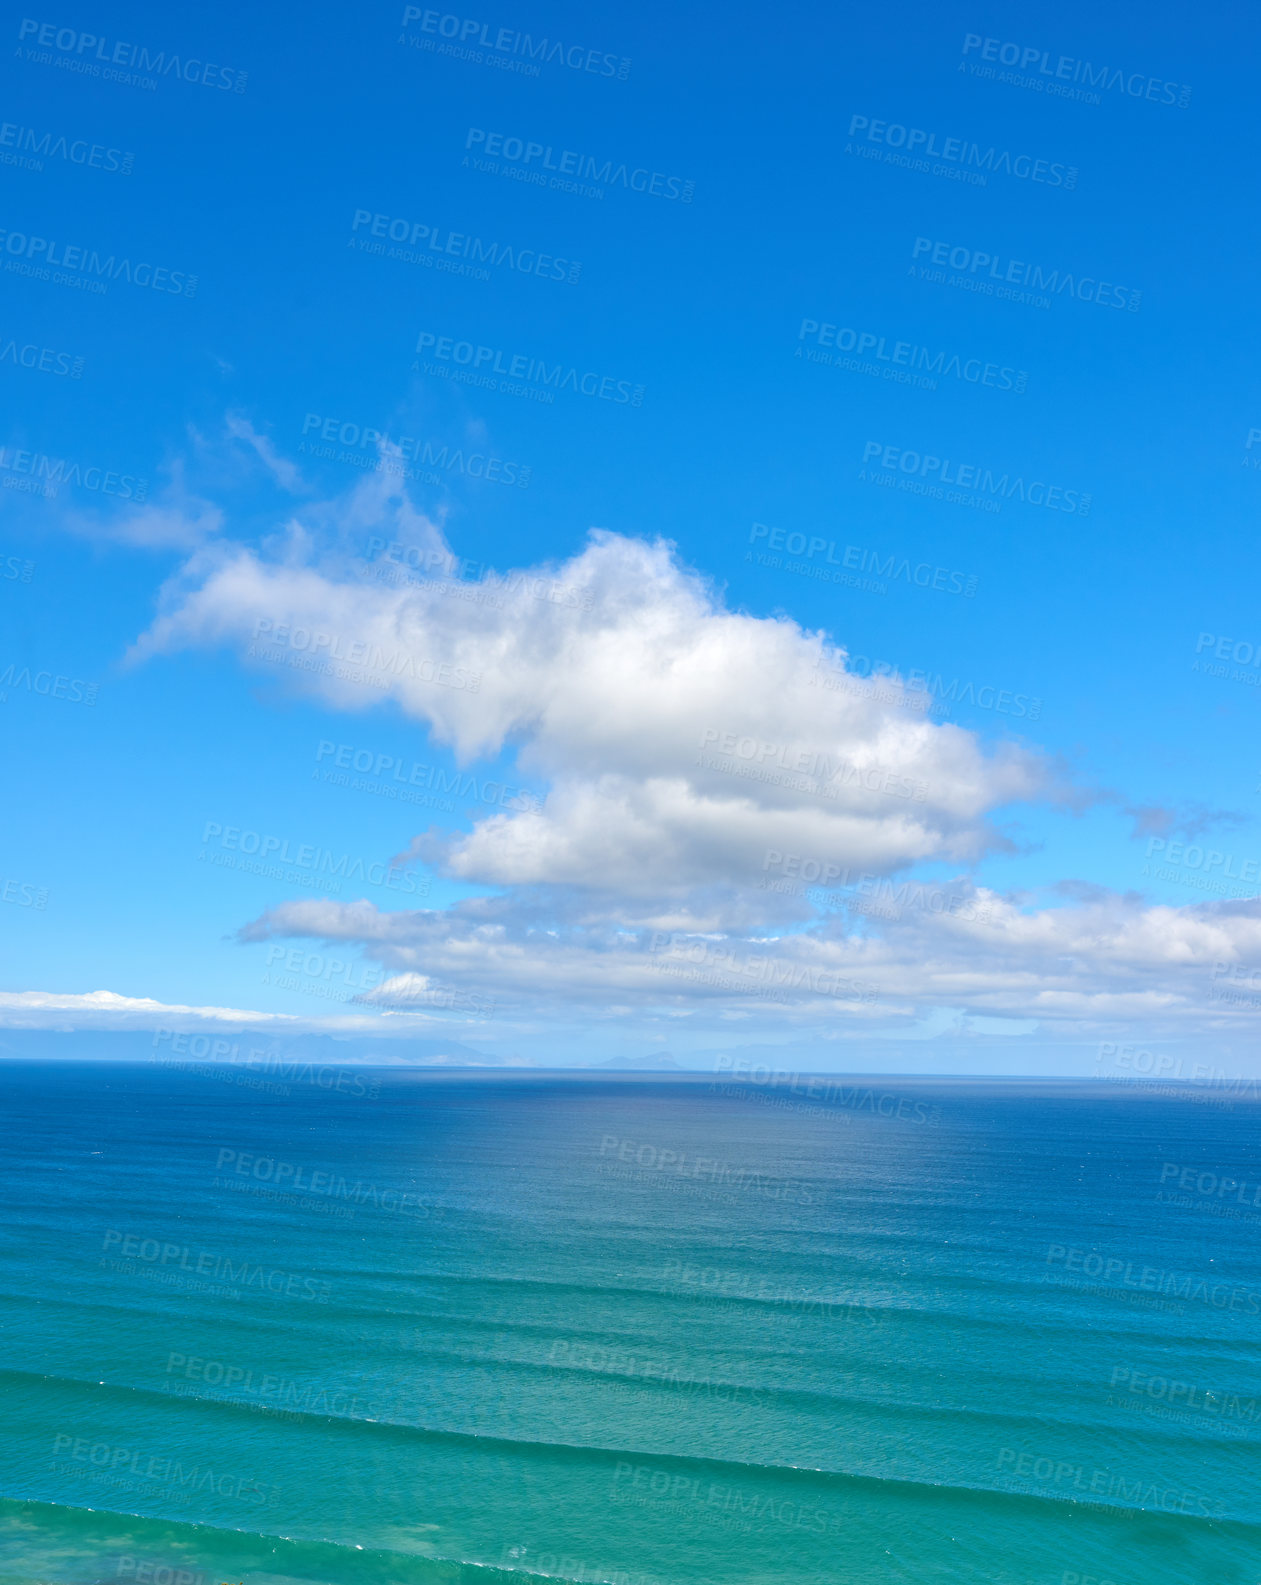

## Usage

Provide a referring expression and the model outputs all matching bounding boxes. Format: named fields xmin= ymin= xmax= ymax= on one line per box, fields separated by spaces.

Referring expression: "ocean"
xmin=0 ymin=1061 xmax=1256 ymax=1584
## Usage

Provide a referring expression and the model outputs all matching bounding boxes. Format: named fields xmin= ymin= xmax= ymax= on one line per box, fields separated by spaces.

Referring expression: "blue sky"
xmin=3 ymin=0 xmax=1260 ymax=1072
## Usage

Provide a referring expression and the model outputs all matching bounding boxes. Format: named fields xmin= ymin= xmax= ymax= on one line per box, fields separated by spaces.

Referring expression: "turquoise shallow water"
xmin=0 ymin=1061 xmax=1257 ymax=1584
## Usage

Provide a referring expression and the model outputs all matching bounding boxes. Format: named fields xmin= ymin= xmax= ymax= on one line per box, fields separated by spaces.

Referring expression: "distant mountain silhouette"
xmin=0 ymin=1029 xmax=710 ymax=1070
xmin=0 ymin=1028 xmax=510 ymax=1065
xmin=594 ymin=1052 xmax=682 ymax=1070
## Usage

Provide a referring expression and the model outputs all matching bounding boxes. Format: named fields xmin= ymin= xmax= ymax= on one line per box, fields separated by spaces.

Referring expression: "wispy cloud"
xmin=225 ymin=412 xmax=307 ymax=493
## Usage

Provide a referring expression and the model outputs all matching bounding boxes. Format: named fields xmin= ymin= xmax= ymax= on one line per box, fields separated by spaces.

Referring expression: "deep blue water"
xmin=0 ymin=1061 xmax=1257 ymax=1584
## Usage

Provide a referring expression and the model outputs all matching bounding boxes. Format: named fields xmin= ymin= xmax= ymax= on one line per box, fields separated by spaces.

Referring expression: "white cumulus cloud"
xmin=133 ymin=493 xmax=1052 ymax=912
